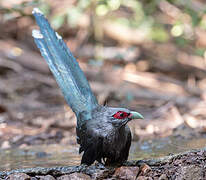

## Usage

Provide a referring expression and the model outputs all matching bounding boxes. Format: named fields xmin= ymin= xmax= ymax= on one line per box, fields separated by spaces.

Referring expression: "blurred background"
xmin=1 ymin=0 xmax=206 ymax=170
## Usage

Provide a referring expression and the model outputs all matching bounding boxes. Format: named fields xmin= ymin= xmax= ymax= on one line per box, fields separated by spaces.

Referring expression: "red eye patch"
xmin=113 ymin=111 xmax=130 ymax=119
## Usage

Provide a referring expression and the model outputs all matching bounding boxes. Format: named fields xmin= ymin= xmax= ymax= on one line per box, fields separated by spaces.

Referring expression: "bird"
xmin=32 ymin=8 xmax=143 ymax=166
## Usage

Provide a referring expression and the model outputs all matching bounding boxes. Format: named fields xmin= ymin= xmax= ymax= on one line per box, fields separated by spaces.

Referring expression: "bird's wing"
xmin=32 ymin=8 xmax=98 ymax=118
xmin=76 ymin=122 xmax=103 ymax=165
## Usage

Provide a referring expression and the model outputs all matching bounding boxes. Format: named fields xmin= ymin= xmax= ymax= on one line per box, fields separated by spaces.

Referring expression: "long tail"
xmin=32 ymin=8 xmax=98 ymax=121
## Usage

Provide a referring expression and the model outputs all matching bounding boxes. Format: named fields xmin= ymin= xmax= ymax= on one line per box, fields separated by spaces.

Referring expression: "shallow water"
xmin=0 ymin=144 xmax=81 ymax=171
xmin=1 ymin=136 xmax=206 ymax=171
xmin=129 ymin=136 xmax=206 ymax=160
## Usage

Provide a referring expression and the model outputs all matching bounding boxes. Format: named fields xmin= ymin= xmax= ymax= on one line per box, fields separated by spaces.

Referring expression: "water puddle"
xmin=129 ymin=136 xmax=206 ymax=160
xmin=0 ymin=144 xmax=81 ymax=171
xmin=1 ymin=136 xmax=206 ymax=171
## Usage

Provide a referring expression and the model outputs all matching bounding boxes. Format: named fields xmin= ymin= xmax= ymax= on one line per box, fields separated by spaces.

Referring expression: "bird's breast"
xmin=102 ymin=126 xmax=128 ymax=155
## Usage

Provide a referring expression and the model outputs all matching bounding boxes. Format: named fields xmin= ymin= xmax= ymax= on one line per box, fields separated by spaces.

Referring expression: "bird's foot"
xmin=95 ymin=162 xmax=105 ymax=169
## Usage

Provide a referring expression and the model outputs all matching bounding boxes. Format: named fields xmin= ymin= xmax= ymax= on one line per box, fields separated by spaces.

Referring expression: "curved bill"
xmin=130 ymin=111 xmax=144 ymax=119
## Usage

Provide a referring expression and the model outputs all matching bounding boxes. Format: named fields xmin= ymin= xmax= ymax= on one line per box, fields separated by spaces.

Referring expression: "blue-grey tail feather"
xmin=32 ymin=9 xmax=98 ymax=119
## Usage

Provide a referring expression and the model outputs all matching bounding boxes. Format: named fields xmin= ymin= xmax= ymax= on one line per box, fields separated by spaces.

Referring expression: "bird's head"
xmin=101 ymin=107 xmax=144 ymax=128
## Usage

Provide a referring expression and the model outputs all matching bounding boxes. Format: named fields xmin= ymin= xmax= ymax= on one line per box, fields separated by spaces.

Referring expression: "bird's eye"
xmin=120 ymin=113 xmax=124 ymax=117
xmin=113 ymin=111 xmax=129 ymax=119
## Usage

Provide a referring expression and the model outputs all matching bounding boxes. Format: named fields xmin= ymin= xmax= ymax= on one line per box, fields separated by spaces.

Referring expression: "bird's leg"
xmin=97 ymin=158 xmax=103 ymax=164
xmin=95 ymin=159 xmax=105 ymax=168
xmin=103 ymin=157 xmax=107 ymax=164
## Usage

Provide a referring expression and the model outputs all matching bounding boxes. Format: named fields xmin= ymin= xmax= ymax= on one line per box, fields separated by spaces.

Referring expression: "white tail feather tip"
xmin=32 ymin=8 xmax=43 ymax=15
xmin=32 ymin=29 xmax=43 ymax=39
xmin=55 ymin=32 xmax=62 ymax=39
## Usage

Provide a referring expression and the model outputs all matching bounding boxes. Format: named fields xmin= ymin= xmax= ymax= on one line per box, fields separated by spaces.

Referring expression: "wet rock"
xmin=139 ymin=164 xmax=151 ymax=175
xmin=91 ymin=169 xmax=113 ymax=179
xmin=89 ymin=163 xmax=114 ymax=179
xmin=30 ymin=177 xmax=38 ymax=180
xmin=57 ymin=173 xmax=91 ymax=180
xmin=7 ymin=173 xmax=30 ymax=180
xmin=36 ymin=175 xmax=55 ymax=180
xmin=159 ymin=174 xmax=168 ymax=180
xmin=136 ymin=176 xmax=152 ymax=180
xmin=175 ymin=165 xmax=203 ymax=180
xmin=113 ymin=166 xmax=139 ymax=180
